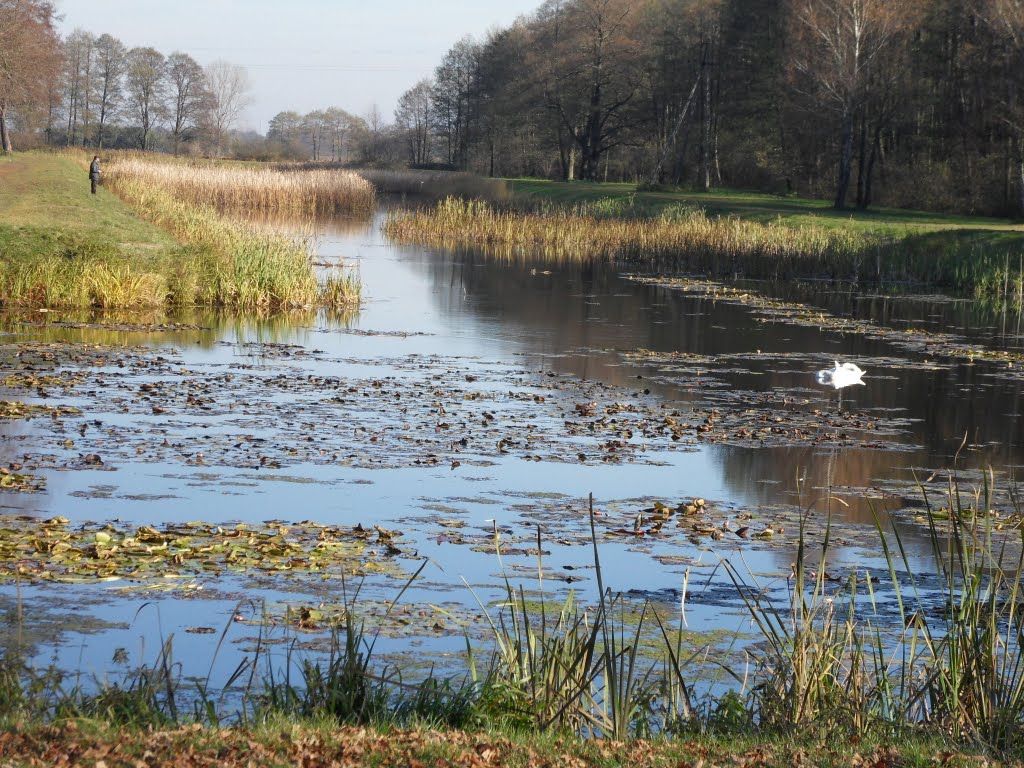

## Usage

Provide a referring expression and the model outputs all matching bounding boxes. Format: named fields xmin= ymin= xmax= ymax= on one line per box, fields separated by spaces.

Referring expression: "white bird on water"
xmin=815 ymin=361 xmax=866 ymax=389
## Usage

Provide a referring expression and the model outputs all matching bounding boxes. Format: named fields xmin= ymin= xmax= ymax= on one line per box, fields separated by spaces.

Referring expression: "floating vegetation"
xmin=631 ymin=276 xmax=1024 ymax=378
xmin=0 ymin=400 xmax=81 ymax=421
xmin=0 ymin=467 xmax=45 ymax=493
xmin=0 ymin=517 xmax=411 ymax=585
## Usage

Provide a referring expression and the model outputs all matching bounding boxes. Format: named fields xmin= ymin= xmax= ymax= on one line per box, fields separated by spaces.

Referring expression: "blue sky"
xmin=57 ymin=0 xmax=540 ymax=132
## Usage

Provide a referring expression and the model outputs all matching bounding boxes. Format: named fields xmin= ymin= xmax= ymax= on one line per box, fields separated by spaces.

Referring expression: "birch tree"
xmin=786 ymin=0 xmax=922 ymax=208
xmin=203 ymin=60 xmax=251 ymax=156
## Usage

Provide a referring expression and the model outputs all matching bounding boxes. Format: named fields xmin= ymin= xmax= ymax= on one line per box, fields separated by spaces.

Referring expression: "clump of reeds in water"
xmin=110 ymin=178 xmax=357 ymax=310
xmin=384 ymin=198 xmax=877 ymax=282
xmin=726 ymin=471 xmax=1024 ymax=750
xmin=107 ymin=157 xmax=376 ymax=216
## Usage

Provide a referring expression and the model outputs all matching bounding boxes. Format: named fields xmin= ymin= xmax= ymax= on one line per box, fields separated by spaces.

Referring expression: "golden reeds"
xmin=107 ymin=157 xmax=376 ymax=215
xmin=383 ymin=198 xmax=873 ymax=281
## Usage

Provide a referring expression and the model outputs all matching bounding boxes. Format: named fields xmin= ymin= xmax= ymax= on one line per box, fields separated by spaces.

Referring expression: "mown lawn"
xmin=507 ymin=178 xmax=1024 ymax=241
xmin=0 ymin=152 xmax=177 ymax=264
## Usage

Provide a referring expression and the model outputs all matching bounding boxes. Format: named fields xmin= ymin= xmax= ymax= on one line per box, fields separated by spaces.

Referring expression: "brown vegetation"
xmin=106 ymin=156 xmax=376 ymax=215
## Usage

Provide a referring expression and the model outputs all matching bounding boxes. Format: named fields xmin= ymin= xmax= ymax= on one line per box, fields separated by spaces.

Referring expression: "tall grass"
xmin=724 ymin=473 xmax=1024 ymax=751
xmin=384 ymin=197 xmax=1024 ymax=293
xmin=384 ymin=198 xmax=874 ymax=282
xmin=106 ymin=178 xmax=360 ymax=310
xmin=470 ymin=508 xmax=695 ymax=739
xmin=107 ymin=156 xmax=376 ymax=215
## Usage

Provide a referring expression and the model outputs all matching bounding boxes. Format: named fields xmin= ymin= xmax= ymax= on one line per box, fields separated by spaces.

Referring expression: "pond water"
xmin=2 ymin=210 xmax=1022 ymax=691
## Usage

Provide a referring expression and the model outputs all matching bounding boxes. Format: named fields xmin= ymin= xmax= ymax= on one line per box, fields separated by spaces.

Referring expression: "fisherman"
xmin=89 ymin=155 xmax=101 ymax=194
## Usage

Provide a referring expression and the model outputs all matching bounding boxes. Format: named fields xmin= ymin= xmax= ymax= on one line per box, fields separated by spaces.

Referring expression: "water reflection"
xmin=2 ymin=210 xmax=1022 ymax=679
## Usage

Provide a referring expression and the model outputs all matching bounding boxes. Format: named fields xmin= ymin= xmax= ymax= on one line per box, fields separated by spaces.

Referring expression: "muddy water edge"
xmin=1 ymin=210 xmax=1022 ymax=697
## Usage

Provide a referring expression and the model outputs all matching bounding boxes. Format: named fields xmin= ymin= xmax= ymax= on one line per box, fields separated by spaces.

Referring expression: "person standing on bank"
xmin=89 ymin=155 xmax=101 ymax=194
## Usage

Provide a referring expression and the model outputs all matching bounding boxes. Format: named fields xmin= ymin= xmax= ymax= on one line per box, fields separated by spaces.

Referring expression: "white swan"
xmin=815 ymin=361 xmax=865 ymax=389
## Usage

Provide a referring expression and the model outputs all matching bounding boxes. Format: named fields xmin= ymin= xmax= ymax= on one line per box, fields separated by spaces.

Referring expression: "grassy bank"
xmin=384 ymin=178 xmax=1024 ymax=295
xmin=0 ymin=153 xmax=359 ymax=310
xmin=508 ymin=179 xmax=1024 ymax=237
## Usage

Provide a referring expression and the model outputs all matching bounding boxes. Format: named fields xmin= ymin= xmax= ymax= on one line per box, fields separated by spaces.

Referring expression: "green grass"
xmin=0 ymin=152 xmax=178 ymax=265
xmin=0 ymin=153 xmax=359 ymax=310
xmin=507 ymin=178 xmax=1024 ymax=239
xmin=385 ymin=180 xmax=1024 ymax=295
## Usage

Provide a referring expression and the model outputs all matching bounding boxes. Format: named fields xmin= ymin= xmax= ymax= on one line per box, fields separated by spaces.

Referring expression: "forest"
xmin=387 ymin=0 xmax=1024 ymax=215
xmin=2 ymin=0 xmax=1023 ymax=215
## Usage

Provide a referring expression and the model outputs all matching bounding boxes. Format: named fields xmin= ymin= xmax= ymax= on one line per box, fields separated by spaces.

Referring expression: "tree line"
xmin=1 ymin=0 xmax=251 ymax=156
xmin=390 ymin=0 xmax=1023 ymax=215
xmin=3 ymin=0 xmax=1021 ymax=216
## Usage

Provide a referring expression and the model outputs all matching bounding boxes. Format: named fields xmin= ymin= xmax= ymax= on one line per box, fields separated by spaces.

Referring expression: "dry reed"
xmin=107 ymin=157 xmax=376 ymax=215
xmin=384 ymin=198 xmax=874 ymax=282
xmin=108 ymin=178 xmax=359 ymax=310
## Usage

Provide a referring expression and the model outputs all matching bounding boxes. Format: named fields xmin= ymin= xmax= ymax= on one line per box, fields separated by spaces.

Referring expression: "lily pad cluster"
xmin=0 ymin=466 xmax=45 ymax=492
xmin=0 ymin=516 xmax=412 ymax=585
xmin=0 ymin=400 xmax=81 ymax=421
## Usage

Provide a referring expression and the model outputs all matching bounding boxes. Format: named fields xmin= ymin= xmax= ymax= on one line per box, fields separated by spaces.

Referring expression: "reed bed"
xmin=384 ymin=198 xmax=1024 ymax=293
xmin=107 ymin=177 xmax=357 ymax=310
xmin=384 ymin=198 xmax=874 ymax=283
xmin=0 ymin=248 xmax=170 ymax=309
xmin=107 ymin=157 xmax=376 ymax=216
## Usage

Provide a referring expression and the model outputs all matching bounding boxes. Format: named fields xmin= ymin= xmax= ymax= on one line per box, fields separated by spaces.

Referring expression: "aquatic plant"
xmin=105 ymin=178 xmax=357 ymax=311
xmin=470 ymin=507 xmax=695 ymax=739
xmin=106 ymin=156 xmax=376 ymax=215
xmin=723 ymin=470 xmax=1024 ymax=750
xmin=383 ymin=198 xmax=872 ymax=283
xmin=384 ymin=197 xmax=1024 ymax=295
xmin=1 ymin=479 xmax=1023 ymax=753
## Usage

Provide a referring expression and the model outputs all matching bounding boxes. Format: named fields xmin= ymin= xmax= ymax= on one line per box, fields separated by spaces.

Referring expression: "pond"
xmin=1 ymin=209 xmax=1021 ymax=694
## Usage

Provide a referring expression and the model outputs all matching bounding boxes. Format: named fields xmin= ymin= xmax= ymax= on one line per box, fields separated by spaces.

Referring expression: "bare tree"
xmin=167 ymin=51 xmax=207 ymax=154
xmin=62 ymin=29 xmax=96 ymax=146
xmin=203 ymin=59 xmax=251 ymax=156
xmin=980 ymin=0 xmax=1024 ymax=214
xmin=323 ymin=107 xmax=355 ymax=161
xmin=0 ymin=0 xmax=61 ymax=152
xmin=92 ymin=33 xmax=125 ymax=149
xmin=302 ymin=109 xmax=327 ymax=160
xmin=432 ymin=37 xmax=478 ymax=168
xmin=124 ymin=46 xmax=167 ymax=150
xmin=786 ymin=0 xmax=922 ymax=209
xmin=535 ymin=0 xmax=643 ymax=180
xmin=395 ymin=78 xmax=433 ymax=165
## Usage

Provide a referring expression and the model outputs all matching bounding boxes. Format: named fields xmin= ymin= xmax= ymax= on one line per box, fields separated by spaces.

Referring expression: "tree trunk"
xmin=834 ymin=112 xmax=855 ymax=209
xmin=0 ymin=106 xmax=12 ymax=153
xmin=855 ymin=113 xmax=867 ymax=208
xmin=1018 ymin=152 xmax=1024 ymax=218
xmin=701 ymin=60 xmax=712 ymax=191
xmin=860 ymin=126 xmax=882 ymax=210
